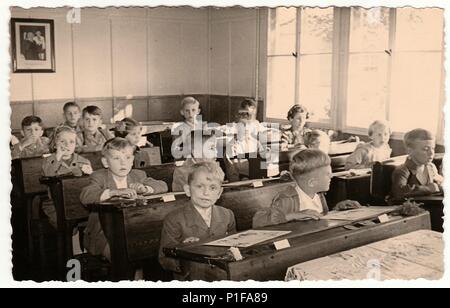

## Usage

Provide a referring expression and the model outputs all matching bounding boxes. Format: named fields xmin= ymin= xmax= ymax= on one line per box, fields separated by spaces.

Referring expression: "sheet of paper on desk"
xmin=322 ymin=207 xmax=394 ymax=221
xmin=205 ymin=230 xmax=291 ymax=248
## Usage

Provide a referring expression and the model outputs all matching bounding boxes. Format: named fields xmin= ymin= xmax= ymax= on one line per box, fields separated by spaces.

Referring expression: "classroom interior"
xmin=9 ymin=6 xmax=445 ymax=282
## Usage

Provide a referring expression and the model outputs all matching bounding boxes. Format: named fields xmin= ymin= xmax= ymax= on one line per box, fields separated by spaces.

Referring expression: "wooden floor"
xmin=285 ymin=230 xmax=443 ymax=281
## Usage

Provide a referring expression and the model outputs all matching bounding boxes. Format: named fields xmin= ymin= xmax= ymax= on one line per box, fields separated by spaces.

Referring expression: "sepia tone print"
xmin=8 ymin=5 xmax=445 ymax=283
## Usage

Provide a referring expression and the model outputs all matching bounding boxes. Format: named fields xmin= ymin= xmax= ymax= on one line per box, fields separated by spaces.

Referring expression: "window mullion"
xmin=335 ymin=7 xmax=351 ymax=131
xmin=294 ymin=7 xmax=302 ymax=105
xmin=385 ymin=8 xmax=397 ymax=123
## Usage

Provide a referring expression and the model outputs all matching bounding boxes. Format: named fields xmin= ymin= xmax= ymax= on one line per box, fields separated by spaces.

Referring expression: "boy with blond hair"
xmin=253 ymin=149 xmax=361 ymax=228
xmin=159 ymin=161 xmax=236 ymax=277
xmin=345 ymin=120 xmax=392 ymax=170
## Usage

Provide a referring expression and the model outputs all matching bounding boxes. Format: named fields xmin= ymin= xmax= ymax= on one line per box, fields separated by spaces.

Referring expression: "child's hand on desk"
xmin=183 ymin=237 xmax=200 ymax=244
xmin=111 ymin=188 xmax=138 ymax=199
xmin=335 ymin=200 xmax=362 ymax=211
xmin=286 ymin=210 xmax=322 ymax=221
xmin=129 ymin=183 xmax=153 ymax=194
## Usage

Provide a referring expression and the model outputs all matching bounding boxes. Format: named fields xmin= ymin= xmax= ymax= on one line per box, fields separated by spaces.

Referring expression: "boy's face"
xmin=126 ymin=126 xmax=143 ymax=146
xmin=408 ymin=139 xmax=435 ymax=165
xmin=184 ymin=169 xmax=223 ymax=209
xmin=243 ymin=106 xmax=257 ymax=120
xmin=83 ymin=113 xmax=102 ymax=133
xmin=298 ymin=165 xmax=332 ymax=193
xmin=290 ymin=112 xmax=307 ymax=130
xmin=23 ymin=122 xmax=43 ymax=139
xmin=102 ymin=147 xmax=135 ymax=178
xmin=237 ymin=111 xmax=251 ymax=125
xmin=370 ymin=125 xmax=390 ymax=147
xmin=180 ymin=103 xmax=200 ymax=123
xmin=64 ymin=106 xmax=81 ymax=127
xmin=56 ymin=131 xmax=77 ymax=159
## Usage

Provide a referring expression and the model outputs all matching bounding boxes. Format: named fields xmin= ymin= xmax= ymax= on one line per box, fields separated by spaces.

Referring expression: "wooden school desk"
xmin=285 ymin=229 xmax=443 ymax=281
xmin=37 ymin=162 xmax=178 ymax=276
xmin=11 ymin=152 xmax=103 ymax=264
xmin=246 ymin=141 xmax=360 ymax=179
xmin=163 ymin=208 xmax=431 ymax=281
xmin=93 ymin=178 xmax=295 ymax=280
xmin=326 ymin=172 xmax=372 ymax=208
xmin=40 ymin=175 xmax=91 ymax=278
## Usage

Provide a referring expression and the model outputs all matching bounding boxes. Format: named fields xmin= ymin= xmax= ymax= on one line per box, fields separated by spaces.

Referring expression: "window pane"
xmin=266 ymin=57 xmax=296 ymax=119
xmin=298 ymin=54 xmax=332 ymax=122
xmin=346 ymin=54 xmax=389 ymax=128
xmin=349 ymin=7 xmax=390 ymax=52
xmin=395 ymin=8 xmax=443 ymax=51
xmin=268 ymin=8 xmax=297 ymax=55
xmin=300 ymin=7 xmax=334 ymax=54
xmin=390 ymin=52 xmax=442 ymax=134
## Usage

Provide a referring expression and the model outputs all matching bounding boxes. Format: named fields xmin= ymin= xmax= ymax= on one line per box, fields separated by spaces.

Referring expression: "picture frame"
xmin=10 ymin=18 xmax=55 ymax=73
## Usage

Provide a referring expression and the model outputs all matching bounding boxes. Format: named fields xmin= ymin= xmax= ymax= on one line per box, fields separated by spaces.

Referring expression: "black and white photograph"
xmin=10 ymin=18 xmax=55 ymax=72
xmin=0 ymin=0 xmax=449 ymax=289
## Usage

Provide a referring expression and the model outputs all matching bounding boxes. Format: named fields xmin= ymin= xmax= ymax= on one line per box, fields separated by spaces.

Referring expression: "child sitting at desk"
xmin=172 ymin=130 xmax=238 ymax=192
xmin=172 ymin=96 xmax=207 ymax=153
xmin=61 ymin=101 xmax=82 ymax=133
xmin=11 ymin=115 xmax=50 ymax=159
xmin=390 ymin=128 xmax=443 ymax=199
xmin=80 ymin=137 xmax=168 ymax=260
xmin=41 ymin=126 xmax=93 ymax=253
xmin=253 ymin=149 xmax=362 ymax=228
xmin=228 ymin=99 xmax=267 ymax=178
xmin=114 ymin=117 xmax=154 ymax=168
xmin=76 ymin=105 xmax=114 ymax=152
xmin=43 ymin=126 xmax=93 ymax=178
xmin=280 ymin=104 xmax=311 ymax=150
xmin=345 ymin=120 xmax=392 ymax=170
xmin=159 ymin=161 xmax=236 ymax=278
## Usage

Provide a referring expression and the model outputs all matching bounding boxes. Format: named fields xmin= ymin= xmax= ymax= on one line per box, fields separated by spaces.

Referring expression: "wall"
xmin=10 ymin=7 xmax=209 ymax=129
xmin=208 ymin=7 xmax=267 ymax=124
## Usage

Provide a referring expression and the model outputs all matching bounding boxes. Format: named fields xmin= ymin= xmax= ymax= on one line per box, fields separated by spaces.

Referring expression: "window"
xmin=266 ymin=7 xmax=444 ymax=141
xmin=266 ymin=8 xmax=297 ymax=120
xmin=266 ymin=7 xmax=333 ymax=123
xmin=298 ymin=8 xmax=333 ymax=123
xmin=346 ymin=8 xmax=390 ymax=129
xmin=389 ymin=8 xmax=444 ymax=137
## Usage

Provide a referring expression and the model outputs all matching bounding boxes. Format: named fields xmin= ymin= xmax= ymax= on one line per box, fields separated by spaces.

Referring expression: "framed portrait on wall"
xmin=10 ymin=18 xmax=55 ymax=73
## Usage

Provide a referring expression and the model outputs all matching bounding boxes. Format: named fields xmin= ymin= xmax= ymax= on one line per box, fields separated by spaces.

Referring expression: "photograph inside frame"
xmin=8 ymin=4 xmax=445 ymax=284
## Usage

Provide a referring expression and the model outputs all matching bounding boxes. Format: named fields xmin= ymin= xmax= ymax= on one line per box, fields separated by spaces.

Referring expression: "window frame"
xmin=264 ymin=7 xmax=445 ymax=144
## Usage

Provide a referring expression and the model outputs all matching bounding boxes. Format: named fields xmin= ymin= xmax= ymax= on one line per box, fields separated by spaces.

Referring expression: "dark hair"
xmin=63 ymin=101 xmax=80 ymax=113
xmin=114 ymin=117 xmax=141 ymax=138
xmin=240 ymin=98 xmax=257 ymax=110
xmin=82 ymin=105 xmax=102 ymax=117
xmin=21 ymin=115 xmax=43 ymax=129
xmin=287 ymin=104 xmax=309 ymax=121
